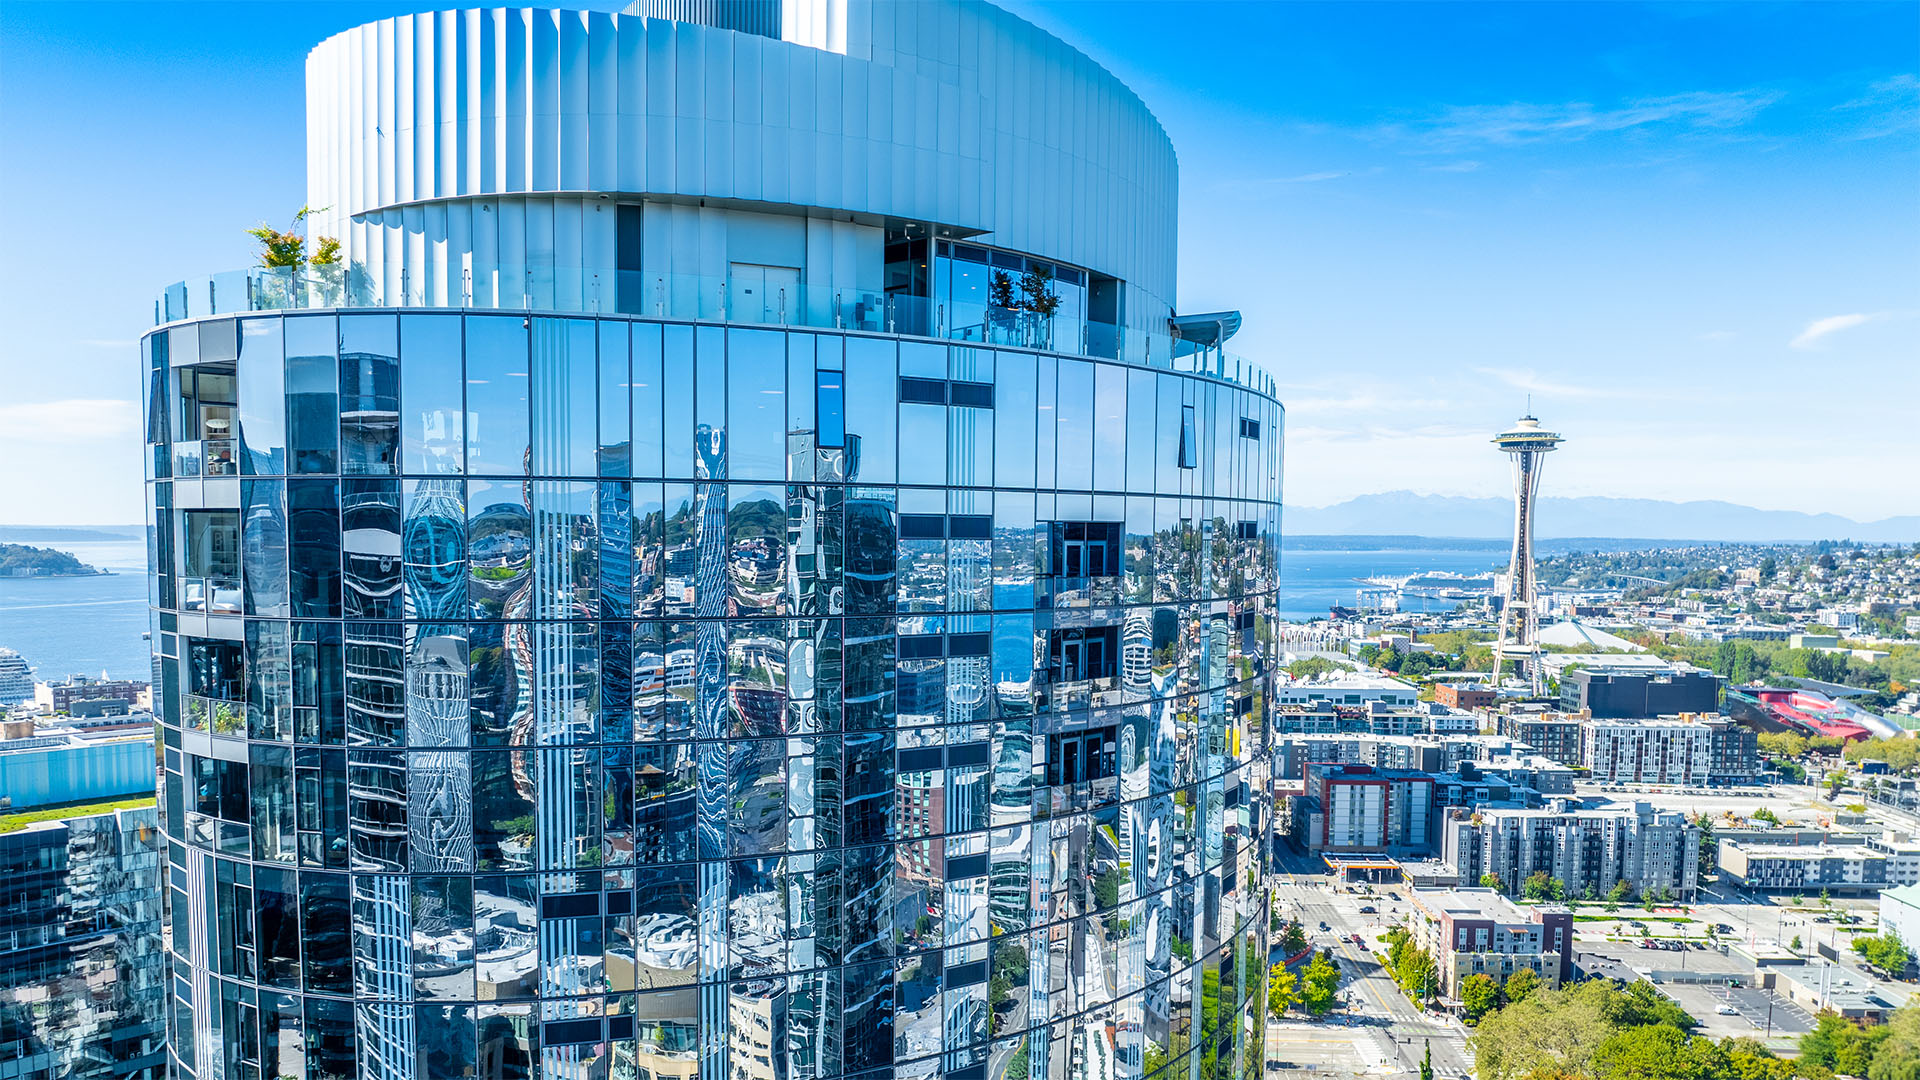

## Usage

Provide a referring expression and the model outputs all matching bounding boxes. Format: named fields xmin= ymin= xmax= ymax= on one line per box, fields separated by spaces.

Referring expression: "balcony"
xmin=156 ymin=265 xmax=1276 ymax=399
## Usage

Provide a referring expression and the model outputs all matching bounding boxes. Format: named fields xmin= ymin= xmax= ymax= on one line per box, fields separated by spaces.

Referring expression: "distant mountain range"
xmin=1286 ymin=493 xmax=1920 ymax=543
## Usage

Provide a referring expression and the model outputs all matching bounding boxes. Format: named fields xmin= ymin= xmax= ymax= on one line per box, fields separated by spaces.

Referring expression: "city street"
xmin=1270 ymin=848 xmax=1476 ymax=1079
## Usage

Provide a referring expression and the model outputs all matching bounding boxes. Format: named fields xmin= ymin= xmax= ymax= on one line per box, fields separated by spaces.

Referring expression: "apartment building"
xmin=1440 ymin=801 xmax=1700 ymax=900
xmin=1404 ymin=887 xmax=1574 ymax=1000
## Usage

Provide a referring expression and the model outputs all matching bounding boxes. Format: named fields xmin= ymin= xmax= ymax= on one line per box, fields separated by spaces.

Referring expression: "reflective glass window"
xmin=300 ymin=870 xmax=351 ymax=994
xmin=285 ymin=315 xmax=338 ymax=474
xmin=287 ymin=478 xmax=341 ymax=617
xmin=404 ymin=478 xmax=468 ymax=620
xmin=631 ymin=323 xmax=663 ymax=478
xmin=339 ymin=314 xmax=400 ymax=475
xmin=400 ymin=314 xmax=466 ymax=475
xmin=728 ymin=328 xmax=786 ymax=480
xmin=844 ymin=338 xmax=895 ymax=484
xmin=342 ymin=478 xmax=402 ymax=618
xmin=993 ymin=353 xmax=1035 ymax=488
xmin=530 ymin=316 xmax=597 ymax=476
xmin=239 ymin=318 xmax=286 ymax=475
xmin=465 ymin=316 xmax=530 ymax=475
xmin=598 ymin=321 xmax=631 ymax=477
xmin=467 ymin=478 xmax=532 ymax=618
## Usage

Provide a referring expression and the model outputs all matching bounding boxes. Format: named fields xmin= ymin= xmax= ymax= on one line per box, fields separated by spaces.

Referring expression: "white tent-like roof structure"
xmin=1533 ymin=620 xmax=1646 ymax=653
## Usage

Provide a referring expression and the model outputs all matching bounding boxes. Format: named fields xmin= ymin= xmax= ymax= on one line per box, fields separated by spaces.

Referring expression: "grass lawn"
xmin=0 ymin=796 xmax=157 ymax=834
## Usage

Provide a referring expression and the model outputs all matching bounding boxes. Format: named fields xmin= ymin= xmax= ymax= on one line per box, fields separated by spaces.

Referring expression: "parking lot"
xmin=1656 ymin=981 xmax=1816 ymax=1042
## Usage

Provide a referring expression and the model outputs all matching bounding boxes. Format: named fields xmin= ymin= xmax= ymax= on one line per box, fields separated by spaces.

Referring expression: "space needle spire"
xmin=1492 ymin=412 xmax=1564 ymax=695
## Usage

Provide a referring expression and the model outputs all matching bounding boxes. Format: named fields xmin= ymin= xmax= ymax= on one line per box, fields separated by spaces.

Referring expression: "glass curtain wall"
xmin=147 ymin=311 xmax=1281 ymax=1080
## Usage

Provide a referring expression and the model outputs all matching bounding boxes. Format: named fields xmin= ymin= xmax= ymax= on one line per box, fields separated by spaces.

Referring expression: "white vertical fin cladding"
xmin=306 ymin=2 xmax=1176 ymax=312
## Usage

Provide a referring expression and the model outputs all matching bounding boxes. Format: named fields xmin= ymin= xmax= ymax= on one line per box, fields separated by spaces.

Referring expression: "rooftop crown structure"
xmin=142 ymin=4 xmax=1282 ymax=1080
xmin=1492 ymin=414 xmax=1563 ymax=694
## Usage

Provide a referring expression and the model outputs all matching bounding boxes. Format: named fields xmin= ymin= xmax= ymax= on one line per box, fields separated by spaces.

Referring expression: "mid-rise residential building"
xmin=1295 ymin=763 xmax=1435 ymax=854
xmin=1718 ymin=841 xmax=1892 ymax=893
xmin=32 ymin=674 xmax=148 ymax=716
xmin=1498 ymin=712 xmax=1585 ymax=767
xmin=0 ymin=803 xmax=166 ymax=1080
xmin=141 ymin=2 xmax=1282 ymax=1076
xmin=1440 ymin=801 xmax=1700 ymax=900
xmin=1404 ymin=887 xmax=1574 ymax=1001
xmin=1577 ymin=713 xmax=1757 ymax=785
xmin=1560 ymin=666 xmax=1719 ymax=719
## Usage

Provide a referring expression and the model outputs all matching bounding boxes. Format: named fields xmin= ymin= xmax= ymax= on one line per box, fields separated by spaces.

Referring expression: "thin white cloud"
xmin=1473 ymin=366 xmax=1622 ymax=400
xmin=1696 ymin=330 xmax=1736 ymax=342
xmin=1392 ymin=89 xmax=1781 ymax=150
xmin=0 ymin=399 xmax=142 ymax=443
xmin=1790 ymin=312 xmax=1876 ymax=350
xmin=1837 ymin=75 xmax=1920 ymax=139
xmin=1278 ymin=170 xmax=1348 ymax=184
xmin=1424 ymin=160 xmax=1482 ymax=173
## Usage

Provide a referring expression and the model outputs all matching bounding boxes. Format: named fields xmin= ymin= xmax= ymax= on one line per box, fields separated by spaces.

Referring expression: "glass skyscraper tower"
xmin=143 ymin=3 xmax=1283 ymax=1080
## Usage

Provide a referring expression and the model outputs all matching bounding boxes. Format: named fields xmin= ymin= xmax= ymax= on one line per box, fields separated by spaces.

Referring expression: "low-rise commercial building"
xmin=1561 ymin=666 xmax=1719 ymax=719
xmin=1717 ymin=841 xmax=1891 ymax=893
xmin=33 ymin=674 xmax=149 ymax=715
xmin=0 ymin=717 xmax=157 ymax=810
xmin=1881 ymin=884 xmax=1920 ymax=946
xmin=1434 ymin=683 xmax=1496 ymax=710
xmin=1404 ymin=887 xmax=1574 ymax=1001
xmin=1867 ymin=832 xmax=1920 ymax=887
xmin=1276 ymin=675 xmax=1419 ymax=709
xmin=1440 ymin=801 xmax=1700 ymax=901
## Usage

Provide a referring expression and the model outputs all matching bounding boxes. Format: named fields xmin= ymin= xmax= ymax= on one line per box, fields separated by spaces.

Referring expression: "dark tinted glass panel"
xmin=285 ymin=315 xmax=338 ymax=474
xmin=300 ymin=871 xmax=351 ymax=993
xmin=256 ymin=865 xmax=301 ymax=988
xmin=342 ymin=478 xmax=402 ymax=618
xmin=339 ymin=314 xmax=399 ymax=475
xmin=287 ymin=478 xmax=341 ymax=617
xmin=241 ymin=480 xmax=289 ymax=616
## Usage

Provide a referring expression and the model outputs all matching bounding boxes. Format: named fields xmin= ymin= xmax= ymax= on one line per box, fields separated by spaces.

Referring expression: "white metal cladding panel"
xmin=307 ymin=3 xmax=1177 ymax=310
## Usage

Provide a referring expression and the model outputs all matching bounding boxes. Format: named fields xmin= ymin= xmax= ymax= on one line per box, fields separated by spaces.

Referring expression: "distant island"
xmin=0 ymin=544 xmax=106 ymax=578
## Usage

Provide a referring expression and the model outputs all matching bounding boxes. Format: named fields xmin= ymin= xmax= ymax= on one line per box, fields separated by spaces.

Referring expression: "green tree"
xmin=1503 ymin=967 xmax=1540 ymax=1005
xmin=1280 ymin=919 xmax=1308 ymax=955
xmin=1267 ymin=963 xmax=1299 ymax=1019
xmin=1460 ymin=973 xmax=1500 ymax=1024
xmin=1419 ymin=1041 xmax=1433 ymax=1080
xmin=1867 ymin=1004 xmax=1920 ymax=1080
xmin=1524 ymin=870 xmax=1554 ymax=901
xmin=1479 ymin=871 xmax=1504 ymax=891
xmin=1397 ymin=946 xmax=1438 ymax=1007
xmin=1789 ymin=934 xmax=1801 ymax=953
xmin=1300 ymin=953 xmax=1341 ymax=1017
xmin=1853 ymin=932 xmax=1914 ymax=976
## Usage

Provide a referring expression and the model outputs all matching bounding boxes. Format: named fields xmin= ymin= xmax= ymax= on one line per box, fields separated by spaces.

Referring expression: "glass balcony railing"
xmin=157 ymin=265 xmax=1277 ymax=398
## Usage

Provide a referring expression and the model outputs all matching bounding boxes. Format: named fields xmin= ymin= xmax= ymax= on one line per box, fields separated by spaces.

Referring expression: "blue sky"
xmin=2 ymin=0 xmax=1915 ymax=525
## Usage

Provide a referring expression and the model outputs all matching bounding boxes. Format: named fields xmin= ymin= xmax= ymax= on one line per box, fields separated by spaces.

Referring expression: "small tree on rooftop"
xmin=247 ymin=205 xmax=339 ymax=269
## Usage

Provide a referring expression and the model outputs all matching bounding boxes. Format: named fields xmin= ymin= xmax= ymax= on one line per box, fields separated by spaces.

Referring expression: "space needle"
xmin=1492 ymin=413 xmax=1564 ymax=695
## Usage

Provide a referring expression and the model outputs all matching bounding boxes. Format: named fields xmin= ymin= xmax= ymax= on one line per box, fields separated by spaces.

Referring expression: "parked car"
xmin=1716 ymin=1004 xmax=1738 ymax=1015
xmin=1359 ymin=906 xmax=1376 ymax=914
xmin=1351 ymin=934 xmax=1365 ymax=945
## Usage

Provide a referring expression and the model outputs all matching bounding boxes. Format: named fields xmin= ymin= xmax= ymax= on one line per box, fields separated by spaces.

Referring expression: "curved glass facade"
xmin=144 ymin=312 xmax=1281 ymax=1080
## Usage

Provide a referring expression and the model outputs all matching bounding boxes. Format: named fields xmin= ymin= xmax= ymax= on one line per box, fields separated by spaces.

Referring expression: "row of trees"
xmin=1382 ymin=928 xmax=1440 ymax=1007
